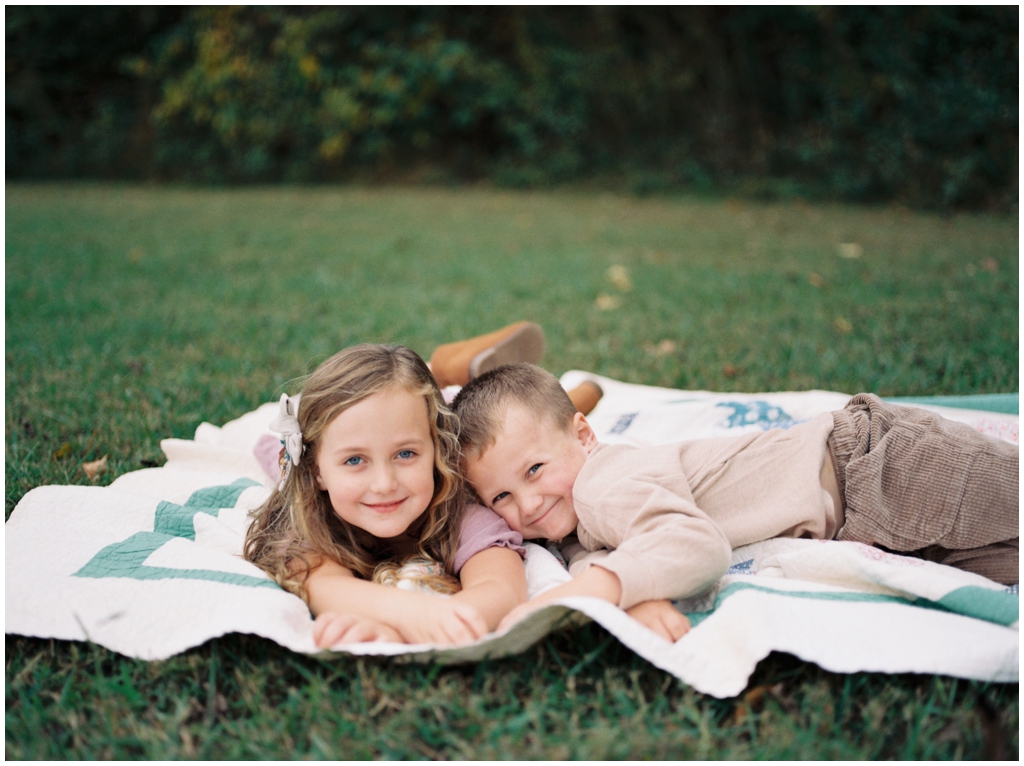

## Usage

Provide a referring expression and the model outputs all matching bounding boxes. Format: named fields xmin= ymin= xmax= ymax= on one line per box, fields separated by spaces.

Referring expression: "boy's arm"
xmin=496 ymin=566 xmax=691 ymax=642
xmin=497 ymin=565 xmax=622 ymax=632
xmin=576 ymin=477 xmax=732 ymax=610
xmin=304 ymin=556 xmax=488 ymax=645
xmin=451 ymin=546 xmax=528 ymax=632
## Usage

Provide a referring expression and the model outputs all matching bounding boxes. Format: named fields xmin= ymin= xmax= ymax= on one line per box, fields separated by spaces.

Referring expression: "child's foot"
xmin=430 ymin=322 xmax=545 ymax=388
xmin=566 ymin=380 xmax=603 ymax=416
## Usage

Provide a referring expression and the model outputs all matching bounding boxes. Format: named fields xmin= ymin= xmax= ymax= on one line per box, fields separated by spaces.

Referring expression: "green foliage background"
xmin=6 ymin=6 xmax=1018 ymax=208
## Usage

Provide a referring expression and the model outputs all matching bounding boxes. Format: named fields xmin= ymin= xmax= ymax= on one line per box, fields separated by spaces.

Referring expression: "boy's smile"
xmin=465 ymin=405 xmax=597 ymax=541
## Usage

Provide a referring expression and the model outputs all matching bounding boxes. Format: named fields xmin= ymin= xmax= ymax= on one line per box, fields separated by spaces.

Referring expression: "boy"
xmin=452 ymin=364 xmax=1018 ymax=641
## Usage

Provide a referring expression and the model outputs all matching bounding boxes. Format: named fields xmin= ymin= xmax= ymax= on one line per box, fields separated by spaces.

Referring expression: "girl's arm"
xmin=305 ymin=556 xmax=488 ymax=646
xmin=451 ymin=546 xmax=528 ymax=632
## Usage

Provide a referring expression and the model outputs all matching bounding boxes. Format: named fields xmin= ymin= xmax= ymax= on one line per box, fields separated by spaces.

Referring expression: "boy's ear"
xmin=572 ymin=412 xmax=598 ymax=452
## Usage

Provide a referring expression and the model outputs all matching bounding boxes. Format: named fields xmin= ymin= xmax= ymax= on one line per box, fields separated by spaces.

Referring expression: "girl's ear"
xmin=314 ymin=467 xmax=327 ymax=491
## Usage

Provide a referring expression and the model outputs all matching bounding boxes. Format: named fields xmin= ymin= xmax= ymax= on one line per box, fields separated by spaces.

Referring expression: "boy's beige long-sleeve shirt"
xmin=570 ymin=412 xmax=841 ymax=609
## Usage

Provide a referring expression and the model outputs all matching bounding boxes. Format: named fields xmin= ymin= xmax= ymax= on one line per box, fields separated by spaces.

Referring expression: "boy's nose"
xmin=522 ymin=491 xmax=545 ymax=519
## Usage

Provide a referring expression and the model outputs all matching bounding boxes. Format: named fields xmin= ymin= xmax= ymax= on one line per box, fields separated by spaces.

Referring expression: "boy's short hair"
xmin=453 ymin=363 xmax=577 ymax=458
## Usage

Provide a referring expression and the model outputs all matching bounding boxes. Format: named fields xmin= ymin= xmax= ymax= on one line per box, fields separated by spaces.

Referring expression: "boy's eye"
xmin=491 ymin=491 xmax=510 ymax=505
xmin=527 ymin=463 xmax=542 ymax=476
xmin=344 ymin=456 xmax=364 ymax=466
xmin=396 ymin=449 xmax=415 ymax=459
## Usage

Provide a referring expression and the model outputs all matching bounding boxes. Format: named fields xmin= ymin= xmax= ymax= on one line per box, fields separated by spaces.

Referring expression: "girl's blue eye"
xmin=492 ymin=491 xmax=510 ymax=505
xmin=528 ymin=463 xmax=542 ymax=476
xmin=344 ymin=456 xmax=363 ymax=466
xmin=397 ymin=450 xmax=415 ymax=459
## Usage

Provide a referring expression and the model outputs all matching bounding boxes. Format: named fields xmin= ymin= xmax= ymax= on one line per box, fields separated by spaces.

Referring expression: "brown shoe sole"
xmin=566 ymin=380 xmax=604 ymax=415
xmin=468 ymin=322 xmax=546 ymax=379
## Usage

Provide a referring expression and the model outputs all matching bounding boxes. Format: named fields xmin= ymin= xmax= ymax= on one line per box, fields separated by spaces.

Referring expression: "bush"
xmin=5 ymin=6 xmax=1018 ymax=208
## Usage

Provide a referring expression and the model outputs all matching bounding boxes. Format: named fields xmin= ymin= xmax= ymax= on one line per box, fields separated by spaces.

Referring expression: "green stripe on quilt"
xmin=185 ymin=478 xmax=259 ymax=508
xmin=684 ymin=581 xmax=1018 ymax=628
xmin=154 ymin=478 xmax=260 ymax=541
xmin=936 ymin=586 xmax=1019 ymax=626
xmin=883 ymin=393 xmax=1018 ymax=415
xmin=73 ymin=479 xmax=274 ymax=588
xmin=74 ymin=531 xmax=277 ymax=588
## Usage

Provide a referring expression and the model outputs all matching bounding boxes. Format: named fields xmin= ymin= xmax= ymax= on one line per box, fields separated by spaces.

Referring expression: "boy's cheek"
xmin=561 ymin=506 xmax=581 ymax=538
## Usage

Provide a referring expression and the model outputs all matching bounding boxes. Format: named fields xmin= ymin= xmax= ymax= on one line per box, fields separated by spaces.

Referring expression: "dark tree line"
xmin=6 ymin=6 xmax=1018 ymax=208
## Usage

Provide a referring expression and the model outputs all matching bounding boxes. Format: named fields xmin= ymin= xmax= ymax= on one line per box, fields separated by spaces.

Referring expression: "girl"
xmin=244 ymin=343 xmax=530 ymax=647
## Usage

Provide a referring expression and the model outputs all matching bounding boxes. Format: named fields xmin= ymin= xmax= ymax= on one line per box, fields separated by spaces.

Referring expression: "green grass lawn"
xmin=5 ymin=183 xmax=1018 ymax=758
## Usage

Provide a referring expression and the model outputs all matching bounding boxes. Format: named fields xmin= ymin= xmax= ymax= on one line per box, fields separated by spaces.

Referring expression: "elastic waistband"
xmin=827 ymin=408 xmax=863 ymax=509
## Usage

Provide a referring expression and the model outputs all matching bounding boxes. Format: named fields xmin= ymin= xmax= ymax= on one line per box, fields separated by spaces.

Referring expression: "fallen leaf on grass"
xmin=808 ymin=272 xmax=826 ymax=288
xmin=594 ymin=293 xmax=621 ymax=310
xmin=838 ymin=242 xmax=863 ymax=259
xmin=82 ymin=455 xmax=108 ymax=481
xmin=833 ymin=317 xmax=853 ymax=334
xmin=606 ymin=264 xmax=632 ymax=292
xmin=732 ymin=702 xmax=749 ymax=726
xmin=747 ymin=683 xmax=785 ymax=712
xmin=643 ymin=339 xmax=677 ymax=356
xmin=53 ymin=442 xmax=73 ymax=460
xmin=981 ymin=258 xmax=999 ymax=273
xmin=723 ymin=364 xmax=739 ymax=378
xmin=733 ymin=682 xmax=786 ymax=724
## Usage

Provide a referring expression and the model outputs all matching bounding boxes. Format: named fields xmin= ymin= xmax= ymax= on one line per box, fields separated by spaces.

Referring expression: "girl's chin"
xmin=340 ymin=508 xmax=428 ymax=541
xmin=369 ymin=515 xmax=423 ymax=540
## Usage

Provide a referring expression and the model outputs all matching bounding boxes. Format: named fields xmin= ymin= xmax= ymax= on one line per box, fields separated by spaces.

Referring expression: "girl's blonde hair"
xmin=243 ymin=344 xmax=464 ymax=602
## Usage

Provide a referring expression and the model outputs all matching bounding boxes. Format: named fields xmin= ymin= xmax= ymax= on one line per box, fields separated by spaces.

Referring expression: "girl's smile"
xmin=366 ymin=500 xmax=407 ymax=514
xmin=315 ymin=386 xmax=436 ymax=540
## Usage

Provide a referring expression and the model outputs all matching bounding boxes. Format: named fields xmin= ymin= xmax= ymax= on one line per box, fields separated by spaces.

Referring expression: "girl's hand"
xmin=314 ymin=612 xmax=404 ymax=648
xmin=398 ymin=597 xmax=489 ymax=645
xmin=625 ymin=599 xmax=691 ymax=642
xmin=303 ymin=555 xmax=488 ymax=645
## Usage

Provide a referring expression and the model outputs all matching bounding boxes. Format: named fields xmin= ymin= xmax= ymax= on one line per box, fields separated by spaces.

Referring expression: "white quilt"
xmin=5 ymin=373 xmax=1018 ymax=698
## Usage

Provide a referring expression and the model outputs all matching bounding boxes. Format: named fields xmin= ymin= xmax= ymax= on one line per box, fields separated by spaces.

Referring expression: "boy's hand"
xmin=625 ymin=599 xmax=691 ymax=642
xmin=313 ymin=612 xmax=404 ymax=647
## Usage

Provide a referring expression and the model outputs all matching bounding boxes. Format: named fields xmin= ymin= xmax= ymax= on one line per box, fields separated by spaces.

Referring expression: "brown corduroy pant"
xmin=827 ymin=394 xmax=1019 ymax=585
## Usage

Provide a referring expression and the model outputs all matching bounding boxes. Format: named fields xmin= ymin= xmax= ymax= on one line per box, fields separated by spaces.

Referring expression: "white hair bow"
xmin=269 ymin=393 xmax=303 ymax=489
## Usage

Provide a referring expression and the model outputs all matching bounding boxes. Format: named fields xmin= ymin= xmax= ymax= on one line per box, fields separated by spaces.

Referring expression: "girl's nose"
xmin=369 ymin=463 xmax=398 ymax=494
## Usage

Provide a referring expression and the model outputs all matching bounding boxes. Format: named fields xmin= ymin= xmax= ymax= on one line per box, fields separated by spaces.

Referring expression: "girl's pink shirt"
xmin=453 ymin=504 xmax=526 ymax=573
